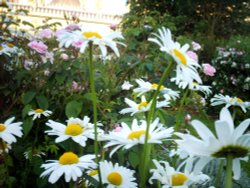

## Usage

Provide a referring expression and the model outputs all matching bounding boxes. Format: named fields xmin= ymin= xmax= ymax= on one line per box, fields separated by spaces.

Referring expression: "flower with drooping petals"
xmin=45 ymin=117 xmax=104 ymax=147
xmin=104 ymin=118 xmax=173 ymax=157
xmin=57 ymin=26 xmax=125 ymax=57
xmin=149 ymin=159 xmax=210 ymax=188
xmin=133 ymin=79 xmax=179 ymax=100
xmin=119 ymin=96 xmax=169 ymax=116
xmin=28 ymin=109 xmax=52 ymax=120
xmin=40 ymin=152 xmax=96 ymax=184
xmin=148 ymin=27 xmax=202 ymax=85
xmin=175 ymin=107 xmax=250 ymax=180
xmin=211 ymin=94 xmax=250 ymax=113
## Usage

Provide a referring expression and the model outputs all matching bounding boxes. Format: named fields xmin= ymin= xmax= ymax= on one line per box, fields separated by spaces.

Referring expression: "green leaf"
xmin=65 ymin=100 xmax=82 ymax=118
xmin=22 ymin=104 xmax=32 ymax=119
xmin=22 ymin=91 xmax=36 ymax=105
xmin=55 ymin=73 xmax=66 ymax=84
xmin=36 ymin=95 xmax=49 ymax=109
xmin=128 ymin=151 xmax=139 ymax=168
xmin=22 ymin=118 xmax=33 ymax=137
xmin=22 ymin=20 xmax=34 ymax=28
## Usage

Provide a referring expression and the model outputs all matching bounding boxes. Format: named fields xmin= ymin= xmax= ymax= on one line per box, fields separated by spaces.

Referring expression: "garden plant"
xmin=0 ymin=1 xmax=250 ymax=188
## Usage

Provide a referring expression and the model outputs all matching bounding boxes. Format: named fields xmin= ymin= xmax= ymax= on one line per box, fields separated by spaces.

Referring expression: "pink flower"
xmin=72 ymin=81 xmax=84 ymax=92
xmin=187 ymin=51 xmax=198 ymax=62
xmin=60 ymin=53 xmax=69 ymax=60
xmin=110 ymin=23 xmax=117 ymax=31
xmin=192 ymin=41 xmax=201 ymax=51
xmin=65 ymin=23 xmax=80 ymax=31
xmin=72 ymin=40 xmax=84 ymax=49
xmin=37 ymin=28 xmax=54 ymax=39
xmin=114 ymin=126 xmax=123 ymax=132
xmin=202 ymin=63 xmax=216 ymax=76
xmin=28 ymin=41 xmax=48 ymax=54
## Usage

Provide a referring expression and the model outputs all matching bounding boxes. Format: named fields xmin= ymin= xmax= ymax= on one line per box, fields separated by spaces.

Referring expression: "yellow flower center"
xmin=172 ymin=173 xmax=188 ymax=186
xmin=138 ymin=101 xmax=148 ymax=110
xmin=151 ymin=83 xmax=164 ymax=90
xmin=83 ymin=32 xmax=102 ymax=39
xmin=65 ymin=124 xmax=83 ymax=136
xmin=0 ymin=46 xmax=3 ymax=50
xmin=0 ymin=124 xmax=6 ymax=132
xmin=7 ymin=43 xmax=14 ymax=48
xmin=107 ymin=172 xmax=123 ymax=186
xmin=236 ymin=97 xmax=243 ymax=103
xmin=192 ymin=81 xmax=198 ymax=85
xmin=35 ymin=109 xmax=44 ymax=113
xmin=173 ymin=49 xmax=187 ymax=65
xmin=128 ymin=130 xmax=146 ymax=140
xmin=89 ymin=170 xmax=98 ymax=176
xmin=59 ymin=152 xmax=79 ymax=165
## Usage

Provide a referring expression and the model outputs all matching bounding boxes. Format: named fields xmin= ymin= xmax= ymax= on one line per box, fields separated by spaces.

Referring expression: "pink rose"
xmin=38 ymin=28 xmax=54 ymax=39
xmin=187 ymin=51 xmax=198 ymax=62
xmin=28 ymin=41 xmax=48 ymax=54
xmin=202 ymin=63 xmax=216 ymax=76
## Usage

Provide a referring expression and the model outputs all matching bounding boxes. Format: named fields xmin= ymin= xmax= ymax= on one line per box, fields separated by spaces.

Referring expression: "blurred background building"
xmin=9 ymin=0 xmax=128 ymax=31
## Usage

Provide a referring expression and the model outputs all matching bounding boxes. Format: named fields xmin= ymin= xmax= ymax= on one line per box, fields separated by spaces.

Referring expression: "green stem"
xmin=139 ymin=61 xmax=174 ymax=188
xmin=214 ymin=159 xmax=224 ymax=187
xmin=175 ymin=89 xmax=189 ymax=132
xmin=87 ymin=43 xmax=103 ymax=187
xmin=225 ymin=155 xmax=233 ymax=188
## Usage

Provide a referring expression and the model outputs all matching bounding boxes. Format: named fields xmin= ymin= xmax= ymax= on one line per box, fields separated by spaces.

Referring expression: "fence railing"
xmin=10 ymin=3 xmax=122 ymax=25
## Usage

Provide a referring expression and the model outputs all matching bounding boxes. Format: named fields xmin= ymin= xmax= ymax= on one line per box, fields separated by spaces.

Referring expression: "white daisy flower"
xmin=0 ymin=43 xmax=18 ymax=56
xmin=149 ymin=159 xmax=210 ymax=188
xmin=119 ymin=96 xmax=169 ymax=116
xmin=104 ymin=118 xmax=173 ymax=157
xmin=57 ymin=26 xmax=125 ymax=57
xmin=175 ymin=107 xmax=250 ymax=180
xmin=121 ymin=81 xmax=133 ymax=90
xmin=99 ymin=160 xmax=137 ymax=188
xmin=211 ymin=94 xmax=250 ymax=113
xmin=28 ymin=108 xmax=52 ymax=120
xmin=148 ymin=27 xmax=202 ymax=85
xmin=45 ymin=116 xmax=104 ymax=147
xmin=171 ymin=78 xmax=212 ymax=95
xmin=40 ymin=152 xmax=96 ymax=184
xmin=0 ymin=117 xmax=23 ymax=144
xmin=133 ymin=79 xmax=179 ymax=100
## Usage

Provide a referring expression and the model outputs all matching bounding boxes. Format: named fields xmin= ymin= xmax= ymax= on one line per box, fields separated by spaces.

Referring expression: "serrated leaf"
xmin=36 ymin=95 xmax=49 ymax=109
xmin=65 ymin=100 xmax=82 ymax=118
xmin=22 ymin=91 xmax=36 ymax=105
